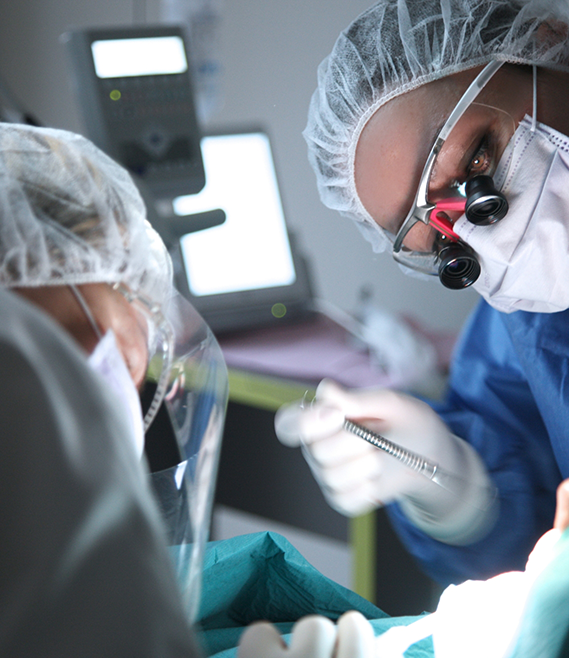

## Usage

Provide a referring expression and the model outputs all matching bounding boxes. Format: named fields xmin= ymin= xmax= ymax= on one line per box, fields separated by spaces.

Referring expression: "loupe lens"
xmin=438 ymin=242 xmax=481 ymax=289
xmin=465 ymin=175 xmax=508 ymax=226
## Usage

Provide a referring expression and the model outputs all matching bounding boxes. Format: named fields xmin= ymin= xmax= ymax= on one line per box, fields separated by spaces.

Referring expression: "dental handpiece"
xmin=343 ymin=418 xmax=496 ymax=511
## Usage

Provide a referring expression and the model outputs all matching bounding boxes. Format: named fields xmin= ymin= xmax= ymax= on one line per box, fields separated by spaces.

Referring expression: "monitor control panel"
xmin=64 ymin=26 xmax=205 ymax=199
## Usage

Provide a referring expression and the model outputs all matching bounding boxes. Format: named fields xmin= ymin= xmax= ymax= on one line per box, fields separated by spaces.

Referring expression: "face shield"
xmin=132 ymin=290 xmax=228 ymax=624
xmin=389 ymin=61 xmax=516 ymax=289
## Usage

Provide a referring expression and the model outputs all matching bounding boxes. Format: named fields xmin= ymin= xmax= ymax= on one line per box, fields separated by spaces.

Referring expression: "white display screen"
xmin=177 ymin=133 xmax=297 ymax=297
xmin=91 ymin=36 xmax=187 ymax=78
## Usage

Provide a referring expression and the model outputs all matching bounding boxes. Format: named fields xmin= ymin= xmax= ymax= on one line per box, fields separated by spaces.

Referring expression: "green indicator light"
xmin=271 ymin=303 xmax=287 ymax=319
xmin=109 ymin=89 xmax=121 ymax=101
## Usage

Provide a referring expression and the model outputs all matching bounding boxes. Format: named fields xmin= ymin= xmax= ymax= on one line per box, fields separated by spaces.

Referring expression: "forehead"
xmin=354 ymin=80 xmax=463 ymax=235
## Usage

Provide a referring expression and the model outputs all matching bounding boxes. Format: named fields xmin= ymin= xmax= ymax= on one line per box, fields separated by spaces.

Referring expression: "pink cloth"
xmin=219 ymin=314 xmax=394 ymax=388
xmin=219 ymin=313 xmax=457 ymax=388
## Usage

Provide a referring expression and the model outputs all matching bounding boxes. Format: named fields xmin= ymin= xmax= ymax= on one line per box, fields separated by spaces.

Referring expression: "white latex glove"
xmin=275 ymin=380 xmax=496 ymax=545
xmin=237 ymin=611 xmax=375 ymax=658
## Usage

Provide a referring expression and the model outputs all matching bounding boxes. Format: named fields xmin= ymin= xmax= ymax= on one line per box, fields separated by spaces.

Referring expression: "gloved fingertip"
xmin=337 ymin=610 xmax=374 ymax=635
xmin=316 ymin=380 xmax=373 ymax=418
xmin=276 ymin=400 xmax=346 ymax=447
xmin=336 ymin=611 xmax=376 ymax=658
xmin=290 ymin=616 xmax=337 ymax=656
xmin=337 ymin=610 xmax=367 ymax=623
xmin=316 ymin=378 xmax=346 ymax=400
xmin=274 ymin=403 xmax=306 ymax=447
xmin=309 ymin=403 xmax=346 ymax=434
xmin=330 ymin=488 xmax=382 ymax=517
xmin=237 ymin=622 xmax=286 ymax=658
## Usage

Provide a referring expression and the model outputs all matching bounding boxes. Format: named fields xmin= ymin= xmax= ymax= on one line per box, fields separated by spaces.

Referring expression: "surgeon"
xmin=274 ymin=0 xmax=569 ymax=587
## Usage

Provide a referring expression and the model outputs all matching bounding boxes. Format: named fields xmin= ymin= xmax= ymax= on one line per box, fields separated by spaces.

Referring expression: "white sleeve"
xmin=0 ymin=292 xmax=201 ymax=657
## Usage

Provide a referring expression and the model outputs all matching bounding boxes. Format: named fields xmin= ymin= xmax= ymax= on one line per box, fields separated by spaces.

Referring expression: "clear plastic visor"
xmin=143 ymin=292 xmax=229 ymax=624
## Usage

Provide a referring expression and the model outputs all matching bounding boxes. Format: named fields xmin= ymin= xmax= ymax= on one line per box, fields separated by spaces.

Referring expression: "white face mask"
xmin=454 ymin=116 xmax=569 ymax=314
xmin=88 ymin=330 xmax=145 ymax=457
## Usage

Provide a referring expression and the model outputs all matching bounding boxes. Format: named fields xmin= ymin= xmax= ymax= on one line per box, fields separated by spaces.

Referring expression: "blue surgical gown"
xmin=388 ymin=298 xmax=565 ymax=586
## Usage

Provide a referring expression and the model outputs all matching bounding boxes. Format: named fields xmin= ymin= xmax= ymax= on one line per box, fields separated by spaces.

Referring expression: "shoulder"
xmin=501 ymin=305 xmax=569 ymax=350
xmin=454 ymin=300 xmax=569 ymax=371
xmin=457 ymin=299 xmax=569 ymax=351
xmin=453 ymin=299 xmax=518 ymax=366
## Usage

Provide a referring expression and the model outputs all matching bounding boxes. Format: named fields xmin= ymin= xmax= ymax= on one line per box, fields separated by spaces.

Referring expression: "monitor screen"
xmin=91 ymin=35 xmax=188 ymax=78
xmin=173 ymin=129 xmax=313 ymax=333
xmin=177 ymin=132 xmax=297 ymax=297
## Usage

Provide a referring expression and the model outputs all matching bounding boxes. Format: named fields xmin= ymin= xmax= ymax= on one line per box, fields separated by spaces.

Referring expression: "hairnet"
xmin=304 ymin=0 xmax=569 ymax=253
xmin=0 ymin=122 xmax=173 ymax=306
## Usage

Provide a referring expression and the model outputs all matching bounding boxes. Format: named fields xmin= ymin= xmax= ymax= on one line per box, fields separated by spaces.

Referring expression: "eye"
xmin=467 ymin=136 xmax=492 ymax=177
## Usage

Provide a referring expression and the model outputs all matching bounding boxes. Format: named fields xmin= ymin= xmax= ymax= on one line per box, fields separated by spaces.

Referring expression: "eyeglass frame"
xmin=112 ymin=282 xmax=175 ymax=432
xmin=392 ymin=60 xmax=505 ymax=260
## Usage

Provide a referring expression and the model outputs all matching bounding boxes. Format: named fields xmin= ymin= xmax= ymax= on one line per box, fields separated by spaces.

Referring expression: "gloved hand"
xmin=275 ymin=380 xmax=496 ymax=545
xmin=237 ymin=611 xmax=375 ymax=658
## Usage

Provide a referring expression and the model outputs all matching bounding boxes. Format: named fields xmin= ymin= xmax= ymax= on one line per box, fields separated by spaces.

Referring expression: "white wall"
xmin=0 ymin=0 xmax=478 ymax=332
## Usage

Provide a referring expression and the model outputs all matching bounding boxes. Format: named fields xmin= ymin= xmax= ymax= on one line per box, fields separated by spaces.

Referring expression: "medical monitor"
xmin=63 ymin=25 xmax=205 ymax=198
xmin=175 ymin=129 xmax=314 ymax=334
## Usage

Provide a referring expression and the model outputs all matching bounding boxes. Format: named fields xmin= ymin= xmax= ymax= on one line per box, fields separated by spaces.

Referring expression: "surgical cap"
xmin=304 ymin=0 xmax=569 ymax=253
xmin=0 ymin=122 xmax=172 ymax=306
